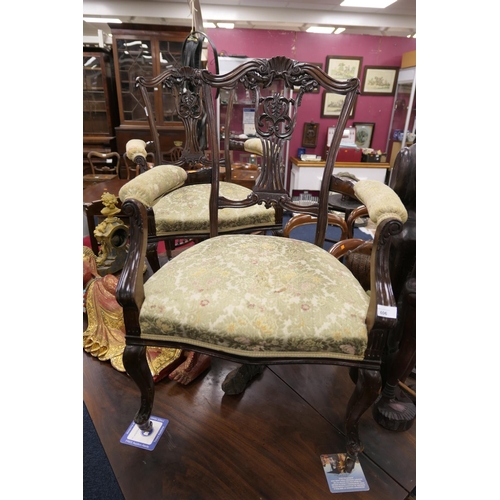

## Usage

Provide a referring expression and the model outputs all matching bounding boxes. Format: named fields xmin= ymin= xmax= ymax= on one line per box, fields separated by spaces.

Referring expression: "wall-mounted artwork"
xmin=361 ymin=66 xmax=399 ymax=96
xmin=353 ymin=122 xmax=375 ymax=148
xmin=321 ymin=92 xmax=357 ymax=118
xmin=325 ymin=56 xmax=363 ymax=80
xmin=302 ymin=122 xmax=320 ymax=148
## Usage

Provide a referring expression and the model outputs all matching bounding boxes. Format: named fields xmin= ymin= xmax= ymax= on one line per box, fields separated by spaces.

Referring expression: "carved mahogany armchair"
xmin=118 ymin=66 xmax=282 ymax=272
xmin=116 ymin=57 xmax=408 ymax=468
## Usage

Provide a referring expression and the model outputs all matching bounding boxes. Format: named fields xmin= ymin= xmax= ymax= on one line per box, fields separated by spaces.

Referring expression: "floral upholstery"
xmin=118 ymin=165 xmax=188 ymax=207
xmin=354 ymin=180 xmax=408 ymax=225
xmin=152 ymin=182 xmax=275 ymax=235
xmin=139 ymin=235 xmax=369 ymax=361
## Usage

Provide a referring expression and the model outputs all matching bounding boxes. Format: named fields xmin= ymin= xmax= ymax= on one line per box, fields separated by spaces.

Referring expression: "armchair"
xmin=118 ymin=66 xmax=282 ymax=272
xmin=116 ymin=57 xmax=408 ymax=470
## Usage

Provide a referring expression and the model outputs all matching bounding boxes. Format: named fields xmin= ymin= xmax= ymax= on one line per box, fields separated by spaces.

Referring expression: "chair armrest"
xmin=354 ymin=180 xmax=408 ymax=225
xmin=116 ymin=199 xmax=148 ymax=335
xmin=126 ymin=139 xmax=148 ymax=162
xmin=244 ymin=138 xmax=263 ymax=156
xmin=118 ymin=165 xmax=188 ymax=208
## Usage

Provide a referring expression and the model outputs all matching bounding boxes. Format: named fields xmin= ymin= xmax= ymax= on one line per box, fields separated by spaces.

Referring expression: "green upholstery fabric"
xmin=152 ymin=182 xmax=275 ymax=235
xmin=118 ymin=165 xmax=188 ymax=207
xmin=125 ymin=139 xmax=148 ymax=163
xmin=139 ymin=235 xmax=369 ymax=360
xmin=244 ymin=138 xmax=263 ymax=156
xmin=354 ymin=180 xmax=408 ymax=225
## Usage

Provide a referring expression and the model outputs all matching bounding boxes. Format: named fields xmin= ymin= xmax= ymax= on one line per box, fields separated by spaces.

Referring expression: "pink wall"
xmin=205 ymin=28 xmax=416 ymax=158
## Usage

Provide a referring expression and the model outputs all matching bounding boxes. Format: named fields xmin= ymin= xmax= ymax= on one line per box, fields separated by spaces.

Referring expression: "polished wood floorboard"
xmin=83 ymin=350 xmax=416 ymax=500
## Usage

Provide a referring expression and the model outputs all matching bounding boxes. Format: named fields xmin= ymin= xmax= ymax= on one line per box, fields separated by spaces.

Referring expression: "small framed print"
xmin=325 ymin=56 xmax=363 ymax=81
xmin=302 ymin=122 xmax=319 ymax=148
xmin=353 ymin=122 xmax=375 ymax=148
xmin=321 ymin=92 xmax=357 ymax=118
xmin=361 ymin=66 xmax=399 ymax=96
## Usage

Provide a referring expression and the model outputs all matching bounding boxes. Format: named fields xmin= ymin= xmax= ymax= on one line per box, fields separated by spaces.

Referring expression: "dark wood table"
xmin=83 ymin=178 xmax=129 ymax=254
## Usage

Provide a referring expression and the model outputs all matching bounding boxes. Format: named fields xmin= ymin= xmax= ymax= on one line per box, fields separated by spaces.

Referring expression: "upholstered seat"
xmin=118 ymin=163 xmax=275 ymax=237
xmin=139 ymin=234 xmax=370 ymax=359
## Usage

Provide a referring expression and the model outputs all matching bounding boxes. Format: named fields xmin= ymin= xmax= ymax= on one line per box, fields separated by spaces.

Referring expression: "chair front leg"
xmin=123 ymin=345 xmax=155 ymax=433
xmin=345 ymin=368 xmax=381 ymax=459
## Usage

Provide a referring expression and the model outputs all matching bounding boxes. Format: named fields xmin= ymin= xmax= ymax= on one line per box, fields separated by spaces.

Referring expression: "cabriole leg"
xmin=123 ymin=345 xmax=155 ymax=433
xmin=345 ymin=368 xmax=381 ymax=459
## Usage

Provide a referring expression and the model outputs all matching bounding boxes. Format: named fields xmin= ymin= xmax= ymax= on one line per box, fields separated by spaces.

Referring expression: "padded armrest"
xmin=118 ymin=165 xmax=188 ymax=208
xmin=354 ymin=180 xmax=408 ymax=225
xmin=126 ymin=139 xmax=148 ymax=162
xmin=244 ymin=138 xmax=263 ymax=156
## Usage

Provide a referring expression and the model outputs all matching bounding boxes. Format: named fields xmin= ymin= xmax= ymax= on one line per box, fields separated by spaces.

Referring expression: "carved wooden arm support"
xmin=116 ymin=199 xmax=148 ymax=337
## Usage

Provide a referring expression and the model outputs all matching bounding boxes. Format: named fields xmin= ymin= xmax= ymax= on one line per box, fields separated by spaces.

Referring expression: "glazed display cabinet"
xmin=109 ymin=24 xmax=191 ymax=158
xmin=83 ymin=47 xmax=119 ymax=175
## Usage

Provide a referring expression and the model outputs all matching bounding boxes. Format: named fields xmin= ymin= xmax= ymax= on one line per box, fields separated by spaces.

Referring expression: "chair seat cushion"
xmin=139 ymin=235 xmax=369 ymax=361
xmin=153 ymin=182 xmax=276 ymax=235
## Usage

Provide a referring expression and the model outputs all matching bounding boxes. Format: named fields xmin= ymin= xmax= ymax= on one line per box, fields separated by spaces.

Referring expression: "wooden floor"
xmin=83 ymin=348 xmax=416 ymax=500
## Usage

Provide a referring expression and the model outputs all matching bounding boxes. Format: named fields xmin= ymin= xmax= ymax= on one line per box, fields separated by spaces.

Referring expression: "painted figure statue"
xmin=83 ymin=246 xmax=211 ymax=383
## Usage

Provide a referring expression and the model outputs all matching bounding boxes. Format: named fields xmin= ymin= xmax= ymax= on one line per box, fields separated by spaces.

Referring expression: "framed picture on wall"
xmin=325 ymin=56 xmax=363 ymax=80
xmin=302 ymin=122 xmax=320 ymax=148
xmin=321 ymin=92 xmax=357 ymax=118
xmin=293 ymin=62 xmax=322 ymax=93
xmin=353 ymin=122 xmax=375 ymax=148
xmin=361 ymin=66 xmax=399 ymax=96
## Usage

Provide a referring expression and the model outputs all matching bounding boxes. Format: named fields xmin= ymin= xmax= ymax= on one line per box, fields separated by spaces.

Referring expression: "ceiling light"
xmin=334 ymin=28 xmax=346 ymax=34
xmin=83 ymin=17 xmax=122 ymax=24
xmin=340 ymin=0 xmax=397 ymax=8
xmin=217 ymin=23 xmax=234 ymax=29
xmin=204 ymin=22 xmax=216 ymax=29
xmin=306 ymin=26 xmax=335 ymax=34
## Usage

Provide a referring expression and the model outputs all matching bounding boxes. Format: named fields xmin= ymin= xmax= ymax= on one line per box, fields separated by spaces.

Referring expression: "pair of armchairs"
xmin=116 ymin=57 xmax=408 ymax=471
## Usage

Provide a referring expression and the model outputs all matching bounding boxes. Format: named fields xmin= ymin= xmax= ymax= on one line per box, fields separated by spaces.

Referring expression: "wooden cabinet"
xmin=83 ymin=47 xmax=119 ymax=175
xmin=109 ymin=23 xmax=191 ymax=158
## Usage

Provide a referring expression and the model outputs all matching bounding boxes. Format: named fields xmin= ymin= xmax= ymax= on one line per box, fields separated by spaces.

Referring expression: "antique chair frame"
xmin=116 ymin=57 xmax=407 ymax=467
xmin=120 ymin=66 xmax=284 ymax=272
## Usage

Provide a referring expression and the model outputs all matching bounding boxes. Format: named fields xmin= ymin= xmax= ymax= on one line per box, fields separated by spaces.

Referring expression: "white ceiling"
xmin=83 ymin=0 xmax=416 ymax=44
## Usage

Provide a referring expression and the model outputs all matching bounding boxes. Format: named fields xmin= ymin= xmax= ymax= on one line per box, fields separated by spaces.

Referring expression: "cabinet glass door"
xmin=116 ymin=38 xmax=154 ymax=122
xmin=83 ymin=54 xmax=108 ymax=134
xmin=159 ymin=40 xmax=183 ymax=123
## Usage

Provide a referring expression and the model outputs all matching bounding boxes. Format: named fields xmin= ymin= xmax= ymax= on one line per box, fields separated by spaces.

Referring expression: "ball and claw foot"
xmin=138 ymin=419 xmax=153 ymax=435
xmin=222 ymin=364 xmax=266 ymax=395
xmin=168 ymin=352 xmax=212 ymax=385
xmin=346 ymin=428 xmax=364 ymax=460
